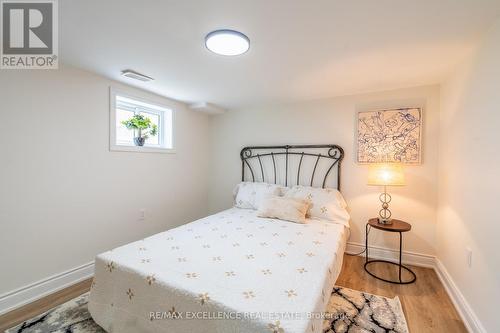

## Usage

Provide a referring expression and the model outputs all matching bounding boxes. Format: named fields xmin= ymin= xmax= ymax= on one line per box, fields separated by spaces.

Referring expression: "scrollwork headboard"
xmin=240 ymin=144 xmax=344 ymax=190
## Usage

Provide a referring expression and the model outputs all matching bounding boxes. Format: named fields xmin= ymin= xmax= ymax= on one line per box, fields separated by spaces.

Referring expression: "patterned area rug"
xmin=324 ymin=287 xmax=408 ymax=333
xmin=6 ymin=287 xmax=408 ymax=333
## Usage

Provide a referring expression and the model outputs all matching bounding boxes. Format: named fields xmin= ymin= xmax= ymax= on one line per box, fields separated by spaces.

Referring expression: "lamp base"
xmin=378 ymin=217 xmax=393 ymax=225
xmin=378 ymin=188 xmax=393 ymax=224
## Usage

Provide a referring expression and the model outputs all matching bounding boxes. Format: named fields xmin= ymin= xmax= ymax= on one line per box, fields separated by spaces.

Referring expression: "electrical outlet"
xmin=139 ymin=209 xmax=146 ymax=221
xmin=466 ymin=247 xmax=472 ymax=268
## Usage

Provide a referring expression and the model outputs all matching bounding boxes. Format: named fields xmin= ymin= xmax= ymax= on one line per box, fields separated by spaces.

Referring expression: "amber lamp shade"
xmin=367 ymin=163 xmax=405 ymax=186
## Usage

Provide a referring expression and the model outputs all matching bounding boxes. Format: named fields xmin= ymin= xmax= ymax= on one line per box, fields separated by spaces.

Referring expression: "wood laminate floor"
xmin=336 ymin=255 xmax=467 ymax=333
xmin=0 ymin=255 xmax=467 ymax=332
xmin=0 ymin=279 xmax=92 ymax=332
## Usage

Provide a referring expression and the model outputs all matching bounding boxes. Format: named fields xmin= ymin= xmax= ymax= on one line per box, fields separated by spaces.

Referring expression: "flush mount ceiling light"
xmin=205 ymin=29 xmax=250 ymax=56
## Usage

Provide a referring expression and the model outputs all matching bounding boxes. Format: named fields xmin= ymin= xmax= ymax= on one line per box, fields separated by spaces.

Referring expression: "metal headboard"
xmin=240 ymin=144 xmax=344 ymax=190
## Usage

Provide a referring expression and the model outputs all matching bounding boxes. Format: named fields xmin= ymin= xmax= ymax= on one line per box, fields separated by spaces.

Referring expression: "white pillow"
xmin=257 ymin=196 xmax=310 ymax=224
xmin=234 ymin=182 xmax=282 ymax=210
xmin=284 ymin=185 xmax=350 ymax=222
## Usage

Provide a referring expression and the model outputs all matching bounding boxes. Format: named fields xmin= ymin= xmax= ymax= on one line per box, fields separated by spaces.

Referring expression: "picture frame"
xmin=357 ymin=107 xmax=422 ymax=164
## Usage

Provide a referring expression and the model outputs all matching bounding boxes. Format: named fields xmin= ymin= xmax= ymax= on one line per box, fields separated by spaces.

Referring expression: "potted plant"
xmin=121 ymin=114 xmax=158 ymax=146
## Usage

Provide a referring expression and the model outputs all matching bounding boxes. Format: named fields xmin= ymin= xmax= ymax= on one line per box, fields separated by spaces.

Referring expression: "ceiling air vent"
xmin=189 ymin=102 xmax=226 ymax=115
xmin=121 ymin=70 xmax=154 ymax=82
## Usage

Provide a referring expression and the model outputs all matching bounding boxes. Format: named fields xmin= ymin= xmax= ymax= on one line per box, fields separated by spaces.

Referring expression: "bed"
xmin=89 ymin=145 xmax=349 ymax=333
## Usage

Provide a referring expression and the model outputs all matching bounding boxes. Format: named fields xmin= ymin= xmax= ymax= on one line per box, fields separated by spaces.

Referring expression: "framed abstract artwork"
xmin=357 ymin=107 xmax=422 ymax=164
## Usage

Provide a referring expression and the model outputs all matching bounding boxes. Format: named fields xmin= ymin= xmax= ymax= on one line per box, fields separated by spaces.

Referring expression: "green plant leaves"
xmin=121 ymin=114 xmax=158 ymax=139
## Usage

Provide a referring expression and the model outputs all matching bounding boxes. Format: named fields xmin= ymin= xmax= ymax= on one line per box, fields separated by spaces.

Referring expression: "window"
xmin=110 ymin=89 xmax=174 ymax=153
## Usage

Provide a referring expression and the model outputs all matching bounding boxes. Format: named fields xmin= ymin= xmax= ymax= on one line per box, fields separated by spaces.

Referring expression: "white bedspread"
xmin=89 ymin=208 xmax=349 ymax=333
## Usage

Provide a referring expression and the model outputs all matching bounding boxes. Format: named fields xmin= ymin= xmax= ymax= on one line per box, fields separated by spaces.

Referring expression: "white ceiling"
xmin=60 ymin=0 xmax=500 ymax=110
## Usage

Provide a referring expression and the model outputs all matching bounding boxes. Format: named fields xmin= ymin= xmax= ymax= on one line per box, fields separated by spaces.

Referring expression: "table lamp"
xmin=367 ymin=163 xmax=405 ymax=224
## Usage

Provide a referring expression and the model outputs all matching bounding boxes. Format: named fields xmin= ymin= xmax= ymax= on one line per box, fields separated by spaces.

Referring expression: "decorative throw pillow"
xmin=257 ymin=196 xmax=310 ymax=224
xmin=234 ymin=182 xmax=282 ymax=210
xmin=284 ymin=185 xmax=350 ymax=222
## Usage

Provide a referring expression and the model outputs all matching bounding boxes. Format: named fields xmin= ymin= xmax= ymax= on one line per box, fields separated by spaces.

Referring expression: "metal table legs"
xmin=364 ymin=223 xmax=417 ymax=284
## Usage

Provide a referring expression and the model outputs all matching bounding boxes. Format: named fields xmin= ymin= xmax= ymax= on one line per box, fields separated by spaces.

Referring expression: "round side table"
xmin=364 ymin=218 xmax=416 ymax=284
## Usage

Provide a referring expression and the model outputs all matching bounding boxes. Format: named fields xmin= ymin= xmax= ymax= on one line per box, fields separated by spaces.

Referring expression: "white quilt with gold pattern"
xmin=88 ymin=208 xmax=349 ymax=333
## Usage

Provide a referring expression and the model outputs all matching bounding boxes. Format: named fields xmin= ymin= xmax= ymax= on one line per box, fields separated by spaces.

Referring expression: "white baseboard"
xmin=0 ymin=249 xmax=486 ymax=333
xmin=346 ymin=242 xmax=485 ymax=333
xmin=346 ymin=241 xmax=436 ymax=268
xmin=434 ymin=259 xmax=486 ymax=333
xmin=0 ymin=262 xmax=94 ymax=316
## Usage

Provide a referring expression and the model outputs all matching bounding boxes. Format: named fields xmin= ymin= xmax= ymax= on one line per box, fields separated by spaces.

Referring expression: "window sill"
xmin=110 ymin=144 xmax=176 ymax=154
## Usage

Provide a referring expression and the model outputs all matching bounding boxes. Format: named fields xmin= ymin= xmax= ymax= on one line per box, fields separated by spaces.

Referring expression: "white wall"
xmin=2 ymin=24 xmax=497 ymax=330
xmin=209 ymin=85 xmax=440 ymax=256
xmin=438 ymin=18 xmax=500 ymax=332
xmin=0 ymin=66 xmax=210 ymax=295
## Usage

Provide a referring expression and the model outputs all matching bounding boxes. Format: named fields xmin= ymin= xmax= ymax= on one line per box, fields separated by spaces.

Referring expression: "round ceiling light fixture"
xmin=205 ymin=29 xmax=250 ymax=56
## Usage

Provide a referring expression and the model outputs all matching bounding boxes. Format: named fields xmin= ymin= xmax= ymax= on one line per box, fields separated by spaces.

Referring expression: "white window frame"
xmin=109 ymin=87 xmax=175 ymax=153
